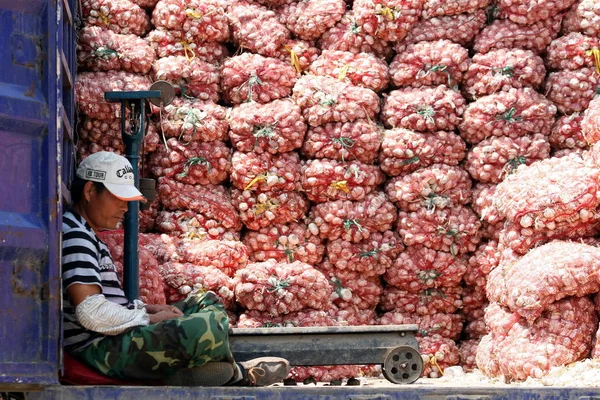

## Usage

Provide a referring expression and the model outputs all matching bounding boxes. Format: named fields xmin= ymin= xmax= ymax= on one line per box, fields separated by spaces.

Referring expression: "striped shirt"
xmin=62 ymin=210 xmax=129 ymax=351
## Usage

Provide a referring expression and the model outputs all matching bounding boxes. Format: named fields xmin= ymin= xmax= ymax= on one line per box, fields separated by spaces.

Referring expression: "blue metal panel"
xmin=22 ymin=384 xmax=600 ymax=400
xmin=0 ymin=0 xmax=63 ymax=389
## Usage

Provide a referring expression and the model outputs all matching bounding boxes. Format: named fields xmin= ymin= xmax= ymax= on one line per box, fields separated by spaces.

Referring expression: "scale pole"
xmin=122 ymin=99 xmax=144 ymax=302
xmin=104 ymin=86 xmax=175 ymax=303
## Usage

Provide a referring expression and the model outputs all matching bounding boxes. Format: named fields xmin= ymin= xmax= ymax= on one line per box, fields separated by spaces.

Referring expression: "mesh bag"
xmin=301 ymin=120 xmax=383 ymax=164
xmin=77 ymin=26 xmax=155 ymax=74
xmin=458 ymin=88 xmax=557 ymax=145
xmin=300 ymin=159 xmax=385 ymax=203
xmin=379 ymin=129 xmax=467 ymax=177
xmin=229 ymin=99 xmax=306 ymax=154
xmin=232 ymin=189 xmax=309 ymax=231
xmin=465 ymin=134 xmax=551 ymax=184
xmin=384 ymin=245 xmax=468 ymax=291
xmin=381 ymin=85 xmax=466 ymax=132
xmin=308 ymin=50 xmax=390 ymax=93
xmin=308 ymin=192 xmax=397 ymax=243
xmin=385 ymin=164 xmax=472 ymax=212
xmin=230 ymin=151 xmax=302 ymax=193
xmin=397 ymin=205 xmax=482 ymax=255
xmin=220 ymin=53 xmax=298 ymax=105
xmin=242 ymin=221 xmax=325 ymax=266
xmin=477 ymin=297 xmax=597 ymax=381
xmin=234 ymin=260 xmax=332 ymax=316
xmin=463 ymin=49 xmax=546 ymax=99
xmin=390 ymin=40 xmax=470 ymax=89
xmin=292 ymin=74 xmax=380 ymax=127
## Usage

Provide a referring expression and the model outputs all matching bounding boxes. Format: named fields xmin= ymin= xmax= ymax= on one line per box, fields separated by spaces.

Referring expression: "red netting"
xmin=582 ymin=96 xmax=600 ymax=145
xmin=459 ymin=338 xmax=480 ymax=372
xmin=379 ymin=129 xmax=467 ymax=177
xmin=465 ymin=241 xmax=500 ymax=288
xmin=379 ymin=311 xmax=464 ymax=340
xmin=499 ymin=0 xmax=577 ymax=25
xmin=148 ymin=138 xmax=231 ymax=185
xmin=477 ymin=297 xmax=597 ymax=381
xmin=488 ymin=241 xmax=600 ymax=322
xmin=561 ymin=0 xmax=600 ymax=37
xmin=549 ymin=114 xmax=586 ymax=150
xmin=77 ymin=27 xmax=155 ymax=74
xmin=317 ymin=12 xmax=393 ymax=60
xmin=381 ymin=85 xmax=466 ymax=132
xmin=385 ymin=164 xmax=472 ymax=212
xmin=234 ymin=260 xmax=332 ymax=316
xmin=151 ymin=0 xmax=229 ymax=42
xmin=278 ymin=0 xmax=346 ymax=41
xmin=220 ymin=53 xmax=298 ymax=105
xmin=152 ymin=56 xmax=220 ymax=102
xmin=471 ymin=183 xmax=502 ymax=224
xmin=390 ymin=40 xmax=470 ymax=88
xmin=242 ymin=222 xmax=325 ymax=266
xmin=546 ymin=32 xmax=600 ymax=71
xmin=318 ymin=259 xmax=384 ymax=310
xmin=168 ymin=239 xmax=249 ymax=277
xmin=328 ymin=304 xmax=378 ymax=325
xmin=466 ymin=134 xmax=551 ymax=184
xmin=145 ymin=29 xmax=229 ymax=62
xmin=229 ymin=100 xmax=306 ymax=154
xmin=232 ymin=189 xmax=309 ymax=231
xmin=75 ymin=71 xmax=151 ymax=119
xmin=403 ymin=10 xmax=486 ymax=49
xmin=397 ymin=205 xmax=482 ymax=255
xmin=422 ymin=0 xmax=490 ymax=18
xmin=155 ymin=210 xmax=240 ymax=241
xmin=463 ymin=49 xmax=546 ymax=99
xmin=227 ymin=1 xmax=290 ymax=56
xmin=352 ymin=0 xmax=425 ymax=42
xmin=81 ymin=0 xmax=150 ymax=36
xmin=231 ymin=151 xmax=302 ymax=193
xmin=308 ymin=50 xmax=390 ymax=93
xmin=308 ymin=192 xmax=397 ymax=243
xmin=384 ymin=245 xmax=467 ymax=291
xmin=544 ymin=68 xmax=600 ymax=114
xmin=236 ymin=309 xmax=338 ymax=328
xmin=301 ymin=120 xmax=382 ymax=164
xmin=464 ymin=318 xmax=489 ymax=340
xmin=380 ymin=286 xmax=463 ymax=314
xmin=263 ymin=39 xmax=321 ymax=74
xmin=326 ymin=230 xmax=403 ymax=277
xmin=159 ymin=98 xmax=228 ymax=143
xmin=300 ymin=159 xmax=385 ymax=203
xmin=159 ymin=262 xmax=235 ymax=308
xmin=494 ymin=152 xmax=600 ymax=253
xmin=288 ymin=365 xmax=362 ymax=382
xmin=458 ymin=88 xmax=557 ymax=145
xmin=473 ymin=14 xmax=562 ymax=54
xmin=419 ymin=335 xmax=460 ymax=378
xmin=157 ymin=177 xmax=240 ymax=230
xmin=292 ymin=74 xmax=380 ymax=127
xmin=97 ymin=230 xmax=167 ymax=305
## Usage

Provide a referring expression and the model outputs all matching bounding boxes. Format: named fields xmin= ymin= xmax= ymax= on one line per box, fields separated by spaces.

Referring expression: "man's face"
xmin=85 ymin=183 xmax=129 ymax=230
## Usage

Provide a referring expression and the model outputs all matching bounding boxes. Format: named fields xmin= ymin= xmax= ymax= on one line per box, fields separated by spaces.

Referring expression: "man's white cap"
xmin=76 ymin=152 xmax=146 ymax=202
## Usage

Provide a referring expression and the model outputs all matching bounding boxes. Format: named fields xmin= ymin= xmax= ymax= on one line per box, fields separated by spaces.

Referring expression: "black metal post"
xmin=105 ymin=90 xmax=164 ymax=302
xmin=121 ymin=99 xmax=144 ymax=302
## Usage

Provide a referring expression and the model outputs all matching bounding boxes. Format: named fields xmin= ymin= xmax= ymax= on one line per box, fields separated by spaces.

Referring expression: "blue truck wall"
xmin=0 ymin=0 xmax=75 ymax=389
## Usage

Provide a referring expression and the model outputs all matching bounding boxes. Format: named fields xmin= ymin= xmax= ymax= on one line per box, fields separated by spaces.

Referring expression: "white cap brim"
xmin=104 ymin=182 xmax=147 ymax=202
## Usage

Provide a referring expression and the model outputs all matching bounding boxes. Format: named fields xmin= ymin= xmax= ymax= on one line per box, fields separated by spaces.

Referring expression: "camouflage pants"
xmin=72 ymin=291 xmax=238 ymax=381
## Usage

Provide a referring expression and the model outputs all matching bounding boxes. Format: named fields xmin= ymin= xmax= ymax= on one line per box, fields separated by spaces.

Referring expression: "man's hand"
xmin=146 ymin=304 xmax=183 ymax=316
xmin=146 ymin=304 xmax=183 ymax=324
xmin=148 ymin=310 xmax=182 ymax=324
